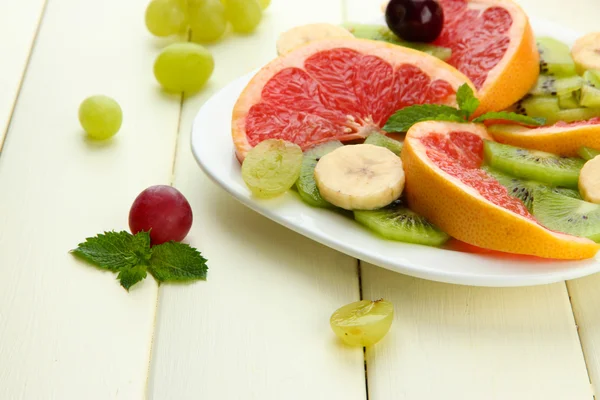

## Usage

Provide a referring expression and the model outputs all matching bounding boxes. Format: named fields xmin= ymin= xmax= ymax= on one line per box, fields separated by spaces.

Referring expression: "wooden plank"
xmin=0 ymin=0 xmax=46 ymax=148
xmin=361 ymin=267 xmax=593 ymax=399
xmin=0 ymin=0 xmax=182 ymax=398
xmin=147 ymin=1 xmax=366 ymax=399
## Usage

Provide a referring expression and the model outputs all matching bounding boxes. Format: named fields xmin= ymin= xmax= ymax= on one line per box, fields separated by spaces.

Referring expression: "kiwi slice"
xmin=536 ymin=37 xmax=577 ymax=77
xmin=515 ymin=96 xmax=600 ymax=124
xmin=558 ymin=92 xmax=580 ymax=109
xmin=532 ymin=190 xmax=600 ymax=242
xmin=584 ymin=70 xmax=600 ymax=88
xmin=343 ymin=23 xmax=452 ymax=61
xmin=483 ymin=140 xmax=585 ymax=189
xmin=578 ymin=147 xmax=600 ymax=161
xmin=354 ymin=201 xmax=450 ymax=246
xmin=580 ymin=84 xmax=600 ymax=108
xmin=515 ymin=95 xmax=559 ymax=117
xmin=364 ymin=132 xmax=403 ymax=155
xmin=529 ymin=75 xmax=584 ymax=97
xmin=296 ymin=141 xmax=343 ymax=207
xmin=553 ymin=108 xmax=600 ymax=123
xmin=483 ymin=166 xmax=581 ymax=211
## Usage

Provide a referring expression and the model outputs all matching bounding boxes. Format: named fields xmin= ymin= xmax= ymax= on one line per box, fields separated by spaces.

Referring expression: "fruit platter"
xmin=193 ymin=0 xmax=600 ymax=286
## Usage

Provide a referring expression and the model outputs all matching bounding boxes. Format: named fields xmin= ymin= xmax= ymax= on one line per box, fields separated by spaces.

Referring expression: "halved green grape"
xmin=145 ymin=0 xmax=187 ymax=37
xmin=154 ymin=43 xmax=214 ymax=93
xmin=189 ymin=0 xmax=228 ymax=43
xmin=78 ymin=95 xmax=122 ymax=140
xmin=224 ymin=0 xmax=262 ymax=33
xmin=330 ymin=299 xmax=394 ymax=347
xmin=242 ymin=139 xmax=302 ymax=198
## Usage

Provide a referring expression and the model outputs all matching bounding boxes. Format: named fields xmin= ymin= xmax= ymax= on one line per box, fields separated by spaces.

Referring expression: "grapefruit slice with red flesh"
xmin=489 ymin=117 xmax=600 ymax=157
xmin=432 ymin=0 xmax=539 ymax=114
xmin=401 ymin=120 xmax=599 ymax=260
xmin=232 ymin=38 xmax=473 ymax=161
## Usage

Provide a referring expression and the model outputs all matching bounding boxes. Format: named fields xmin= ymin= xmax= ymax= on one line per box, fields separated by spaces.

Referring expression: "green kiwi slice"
xmin=529 ymin=75 xmax=583 ymax=97
xmin=483 ymin=166 xmax=581 ymax=211
xmin=553 ymin=108 xmax=600 ymax=124
xmin=515 ymin=96 xmax=600 ymax=124
xmin=296 ymin=141 xmax=343 ymax=208
xmin=584 ymin=70 xmax=600 ymax=88
xmin=536 ymin=37 xmax=577 ymax=77
xmin=515 ymin=95 xmax=559 ymax=118
xmin=343 ymin=23 xmax=452 ymax=61
xmin=580 ymin=84 xmax=600 ymax=108
xmin=532 ymin=190 xmax=600 ymax=242
xmin=578 ymin=147 xmax=600 ymax=161
xmin=354 ymin=201 xmax=450 ymax=246
xmin=364 ymin=132 xmax=403 ymax=155
xmin=483 ymin=141 xmax=585 ymax=189
xmin=558 ymin=92 xmax=580 ymax=109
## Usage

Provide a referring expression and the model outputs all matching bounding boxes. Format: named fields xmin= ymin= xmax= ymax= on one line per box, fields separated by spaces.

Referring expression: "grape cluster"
xmin=146 ymin=0 xmax=268 ymax=40
xmin=146 ymin=0 xmax=269 ymax=94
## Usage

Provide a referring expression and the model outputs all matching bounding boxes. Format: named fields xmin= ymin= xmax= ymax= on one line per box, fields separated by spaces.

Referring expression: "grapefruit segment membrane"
xmin=401 ymin=120 xmax=599 ymax=259
xmin=232 ymin=38 xmax=473 ymax=161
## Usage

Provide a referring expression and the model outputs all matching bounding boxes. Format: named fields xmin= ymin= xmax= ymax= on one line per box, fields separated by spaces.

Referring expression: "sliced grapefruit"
xmin=401 ymin=120 xmax=599 ymax=260
xmin=432 ymin=0 xmax=539 ymax=115
xmin=488 ymin=118 xmax=600 ymax=157
xmin=232 ymin=38 xmax=473 ymax=161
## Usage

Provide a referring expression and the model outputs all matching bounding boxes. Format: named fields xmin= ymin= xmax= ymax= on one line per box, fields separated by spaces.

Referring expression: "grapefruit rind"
xmin=488 ymin=120 xmax=600 ymax=157
xmin=433 ymin=0 xmax=539 ymax=115
xmin=401 ymin=120 xmax=599 ymax=260
xmin=232 ymin=38 xmax=474 ymax=161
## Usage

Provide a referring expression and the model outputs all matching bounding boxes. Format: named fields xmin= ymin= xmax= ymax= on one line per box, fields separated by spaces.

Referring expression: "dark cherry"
xmin=385 ymin=0 xmax=444 ymax=43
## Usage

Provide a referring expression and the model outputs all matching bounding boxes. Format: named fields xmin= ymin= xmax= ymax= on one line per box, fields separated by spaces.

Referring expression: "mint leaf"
xmin=148 ymin=241 xmax=208 ymax=283
xmin=383 ymin=104 xmax=464 ymax=132
xmin=456 ymin=84 xmax=480 ymax=118
xmin=117 ymin=265 xmax=148 ymax=291
xmin=71 ymin=231 xmax=152 ymax=272
xmin=472 ymin=111 xmax=546 ymax=126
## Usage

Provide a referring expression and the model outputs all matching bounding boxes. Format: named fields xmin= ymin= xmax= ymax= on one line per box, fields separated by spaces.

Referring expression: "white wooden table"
xmin=1 ymin=0 xmax=599 ymax=399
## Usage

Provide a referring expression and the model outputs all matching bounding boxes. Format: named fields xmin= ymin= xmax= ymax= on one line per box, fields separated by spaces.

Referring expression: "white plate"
xmin=191 ymin=16 xmax=600 ymax=287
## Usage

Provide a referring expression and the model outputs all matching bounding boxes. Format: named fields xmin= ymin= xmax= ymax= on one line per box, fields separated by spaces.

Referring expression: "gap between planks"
xmin=566 ymin=282 xmax=596 ymax=399
xmin=0 ymin=0 xmax=49 ymax=154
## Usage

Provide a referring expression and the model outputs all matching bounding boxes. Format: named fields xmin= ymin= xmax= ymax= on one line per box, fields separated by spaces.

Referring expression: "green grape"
xmin=330 ymin=299 xmax=394 ymax=347
xmin=224 ymin=0 xmax=262 ymax=33
xmin=189 ymin=0 xmax=228 ymax=43
xmin=241 ymin=139 xmax=302 ymax=198
xmin=78 ymin=95 xmax=123 ymax=140
xmin=257 ymin=0 xmax=270 ymax=9
xmin=145 ymin=0 xmax=187 ymax=37
xmin=153 ymin=43 xmax=214 ymax=93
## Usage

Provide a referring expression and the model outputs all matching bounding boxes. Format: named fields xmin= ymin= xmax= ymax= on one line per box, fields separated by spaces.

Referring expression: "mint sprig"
xmin=71 ymin=231 xmax=208 ymax=291
xmin=471 ymin=111 xmax=546 ymax=125
xmin=455 ymin=84 xmax=480 ymax=117
xmin=383 ymin=83 xmax=545 ymax=132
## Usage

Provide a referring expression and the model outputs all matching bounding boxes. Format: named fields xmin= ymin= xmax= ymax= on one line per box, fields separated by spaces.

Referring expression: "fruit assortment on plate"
xmin=232 ymin=0 xmax=600 ymax=261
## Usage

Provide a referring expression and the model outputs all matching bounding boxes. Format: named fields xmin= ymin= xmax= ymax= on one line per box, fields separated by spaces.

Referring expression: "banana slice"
xmin=276 ymin=23 xmax=354 ymax=55
xmin=579 ymin=155 xmax=600 ymax=204
xmin=571 ymin=32 xmax=600 ymax=74
xmin=314 ymin=144 xmax=405 ymax=210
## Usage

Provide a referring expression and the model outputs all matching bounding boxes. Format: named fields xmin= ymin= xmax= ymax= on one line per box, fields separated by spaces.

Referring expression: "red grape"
xmin=129 ymin=185 xmax=193 ymax=245
xmin=385 ymin=0 xmax=444 ymax=43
